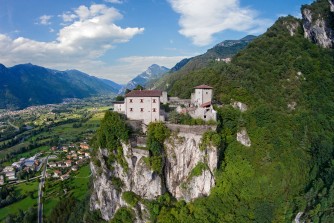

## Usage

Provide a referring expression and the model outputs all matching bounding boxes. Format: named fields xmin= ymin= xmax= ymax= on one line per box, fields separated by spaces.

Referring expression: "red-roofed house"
xmin=188 ymin=85 xmax=216 ymax=121
xmin=191 ymin=85 xmax=213 ymax=107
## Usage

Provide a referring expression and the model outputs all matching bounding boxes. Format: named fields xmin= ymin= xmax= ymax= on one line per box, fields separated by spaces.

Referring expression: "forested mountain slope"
xmin=154 ymin=1 xmax=334 ymax=222
xmin=152 ymin=35 xmax=256 ymax=90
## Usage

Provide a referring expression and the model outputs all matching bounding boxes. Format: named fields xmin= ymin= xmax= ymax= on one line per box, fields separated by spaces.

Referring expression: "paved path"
xmin=73 ymin=172 xmax=92 ymax=179
xmin=38 ymin=155 xmax=49 ymax=223
xmin=7 ymin=119 xmax=19 ymax=131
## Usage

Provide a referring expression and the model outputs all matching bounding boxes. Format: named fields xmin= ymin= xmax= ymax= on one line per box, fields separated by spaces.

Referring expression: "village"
xmin=0 ymin=142 xmax=91 ymax=185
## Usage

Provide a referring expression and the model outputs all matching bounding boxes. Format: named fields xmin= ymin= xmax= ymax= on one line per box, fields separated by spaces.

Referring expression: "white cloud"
xmin=38 ymin=15 xmax=53 ymax=25
xmin=0 ymin=4 xmax=145 ymax=83
xmin=104 ymin=0 xmax=124 ymax=4
xmin=59 ymin=12 xmax=78 ymax=22
xmin=168 ymin=0 xmax=272 ymax=46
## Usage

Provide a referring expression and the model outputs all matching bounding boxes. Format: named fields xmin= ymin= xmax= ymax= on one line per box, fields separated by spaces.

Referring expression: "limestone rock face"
xmin=284 ymin=20 xmax=300 ymax=37
xmin=232 ymin=101 xmax=248 ymax=112
xmin=132 ymin=157 xmax=164 ymax=199
xmin=90 ymin=146 xmax=163 ymax=222
xmin=237 ymin=128 xmax=251 ymax=147
xmin=302 ymin=2 xmax=334 ymax=48
xmin=91 ymin=129 xmax=218 ymax=221
xmin=164 ymin=132 xmax=217 ymax=201
xmin=184 ymin=169 xmax=216 ymax=201
xmin=89 ymin=149 xmax=123 ymax=221
xmin=330 ymin=0 xmax=334 ymax=12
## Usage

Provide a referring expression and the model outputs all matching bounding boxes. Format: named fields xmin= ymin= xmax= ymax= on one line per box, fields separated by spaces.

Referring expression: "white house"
xmin=114 ymin=90 xmax=167 ymax=125
xmin=113 ymin=101 xmax=125 ymax=113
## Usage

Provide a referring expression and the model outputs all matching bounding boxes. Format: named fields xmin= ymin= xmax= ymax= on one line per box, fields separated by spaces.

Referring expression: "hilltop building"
xmin=113 ymin=84 xmax=216 ymax=125
xmin=114 ymin=90 xmax=167 ymax=125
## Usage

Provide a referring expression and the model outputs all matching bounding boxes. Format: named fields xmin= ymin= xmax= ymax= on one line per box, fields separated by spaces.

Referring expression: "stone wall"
xmin=166 ymin=124 xmax=216 ymax=135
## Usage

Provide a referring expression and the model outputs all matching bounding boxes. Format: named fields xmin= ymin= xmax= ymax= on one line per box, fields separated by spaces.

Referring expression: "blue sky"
xmin=0 ymin=0 xmax=312 ymax=83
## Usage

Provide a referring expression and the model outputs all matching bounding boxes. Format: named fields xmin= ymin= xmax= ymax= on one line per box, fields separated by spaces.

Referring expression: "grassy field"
xmin=43 ymin=197 xmax=60 ymax=217
xmin=71 ymin=164 xmax=91 ymax=201
xmin=0 ymin=110 xmax=105 ymax=162
xmin=0 ymin=181 xmax=39 ymax=221
xmin=15 ymin=146 xmax=49 ymax=159
xmin=43 ymin=164 xmax=91 ymax=218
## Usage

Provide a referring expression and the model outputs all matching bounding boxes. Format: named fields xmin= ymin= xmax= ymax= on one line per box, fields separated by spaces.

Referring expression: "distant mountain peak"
xmin=240 ymin=35 xmax=257 ymax=41
xmin=215 ymin=35 xmax=257 ymax=48
xmin=0 ymin=63 xmax=7 ymax=70
xmin=119 ymin=64 xmax=170 ymax=94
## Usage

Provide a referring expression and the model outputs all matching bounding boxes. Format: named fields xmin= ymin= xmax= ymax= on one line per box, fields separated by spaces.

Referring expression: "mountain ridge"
xmin=0 ymin=63 xmax=121 ymax=109
xmin=151 ymin=35 xmax=257 ymax=90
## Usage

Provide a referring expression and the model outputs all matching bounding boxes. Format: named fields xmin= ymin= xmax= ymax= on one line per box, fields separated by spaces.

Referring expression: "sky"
xmin=0 ymin=0 xmax=312 ymax=84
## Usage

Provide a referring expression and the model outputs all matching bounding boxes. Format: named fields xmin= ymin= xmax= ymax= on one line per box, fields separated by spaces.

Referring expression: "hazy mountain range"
xmin=0 ymin=63 xmax=121 ymax=109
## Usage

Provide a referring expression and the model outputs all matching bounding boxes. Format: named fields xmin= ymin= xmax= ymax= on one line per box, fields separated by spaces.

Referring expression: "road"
xmin=38 ymin=155 xmax=49 ymax=223
xmin=7 ymin=119 xmax=19 ymax=131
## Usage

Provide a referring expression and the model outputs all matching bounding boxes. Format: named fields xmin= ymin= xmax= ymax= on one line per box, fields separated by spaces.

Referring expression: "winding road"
xmin=38 ymin=155 xmax=49 ymax=223
xmin=7 ymin=119 xmax=19 ymax=131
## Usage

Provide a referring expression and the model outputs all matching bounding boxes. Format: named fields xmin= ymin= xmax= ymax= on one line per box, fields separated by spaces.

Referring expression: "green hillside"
xmin=152 ymin=35 xmax=256 ymax=90
xmin=154 ymin=2 xmax=334 ymax=223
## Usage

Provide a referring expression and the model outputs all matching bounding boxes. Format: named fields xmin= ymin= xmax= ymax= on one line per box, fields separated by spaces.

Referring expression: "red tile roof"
xmin=125 ymin=90 xmax=162 ymax=97
xmin=194 ymin=84 xmax=213 ymax=89
xmin=200 ymin=101 xmax=212 ymax=107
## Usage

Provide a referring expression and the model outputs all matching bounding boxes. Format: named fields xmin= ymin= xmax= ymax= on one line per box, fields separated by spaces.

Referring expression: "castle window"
xmin=153 ymin=108 xmax=156 ymax=112
xmin=130 ymin=108 xmax=133 ymax=112
xmin=153 ymin=99 xmax=156 ymax=103
xmin=140 ymin=108 xmax=144 ymax=112
xmin=140 ymin=99 xmax=143 ymax=103
xmin=204 ymin=115 xmax=207 ymax=119
xmin=129 ymin=99 xmax=133 ymax=103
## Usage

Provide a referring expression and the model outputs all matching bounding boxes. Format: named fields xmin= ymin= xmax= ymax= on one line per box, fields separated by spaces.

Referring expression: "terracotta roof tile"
xmin=194 ymin=84 xmax=213 ymax=89
xmin=125 ymin=90 xmax=162 ymax=97
xmin=201 ymin=101 xmax=212 ymax=107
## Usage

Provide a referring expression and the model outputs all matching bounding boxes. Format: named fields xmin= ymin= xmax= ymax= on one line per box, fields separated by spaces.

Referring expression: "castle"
xmin=113 ymin=85 xmax=216 ymax=125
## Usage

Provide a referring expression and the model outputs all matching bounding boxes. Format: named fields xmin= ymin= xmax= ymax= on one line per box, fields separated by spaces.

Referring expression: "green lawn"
xmin=71 ymin=165 xmax=91 ymax=201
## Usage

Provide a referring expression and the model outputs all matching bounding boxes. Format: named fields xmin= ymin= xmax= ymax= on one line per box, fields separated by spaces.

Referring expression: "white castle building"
xmin=113 ymin=85 xmax=216 ymax=125
xmin=113 ymin=90 xmax=167 ymax=125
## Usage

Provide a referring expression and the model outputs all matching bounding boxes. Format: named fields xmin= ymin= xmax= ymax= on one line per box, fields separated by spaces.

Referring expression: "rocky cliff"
xmin=302 ymin=0 xmax=334 ymax=48
xmin=90 ymin=128 xmax=218 ymax=221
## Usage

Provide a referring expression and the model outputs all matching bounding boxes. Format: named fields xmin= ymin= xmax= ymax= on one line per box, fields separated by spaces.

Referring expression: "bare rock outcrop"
xmin=284 ymin=20 xmax=300 ymax=37
xmin=90 ymin=146 xmax=163 ymax=222
xmin=232 ymin=101 xmax=248 ymax=112
xmin=237 ymin=128 xmax=251 ymax=147
xmin=90 ymin=128 xmax=218 ymax=221
xmin=164 ymin=132 xmax=217 ymax=201
xmin=302 ymin=1 xmax=334 ymax=48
